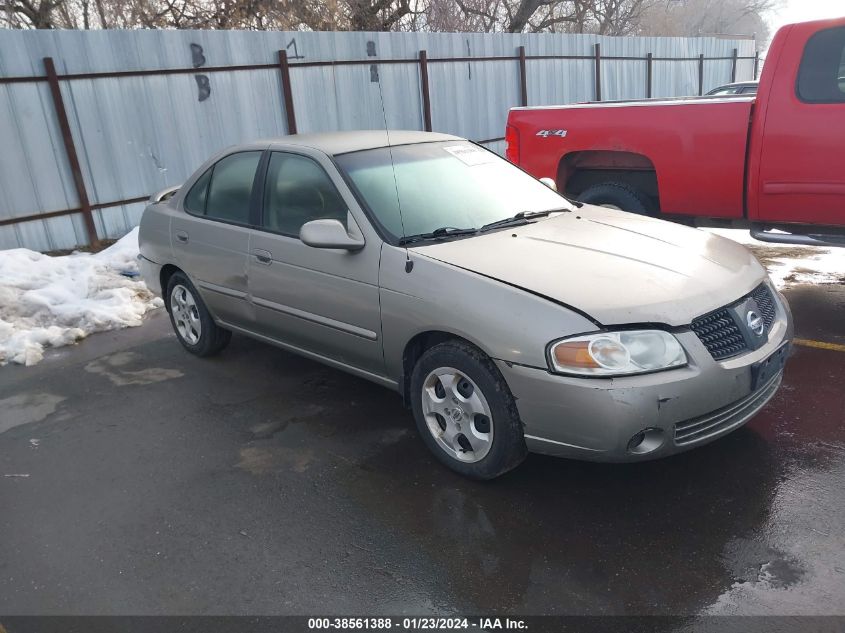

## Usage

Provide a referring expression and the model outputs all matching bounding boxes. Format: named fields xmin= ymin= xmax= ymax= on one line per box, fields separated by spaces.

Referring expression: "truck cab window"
xmin=797 ymin=26 xmax=845 ymax=103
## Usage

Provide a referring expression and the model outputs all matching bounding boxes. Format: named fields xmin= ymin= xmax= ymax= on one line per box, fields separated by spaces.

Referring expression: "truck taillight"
xmin=505 ymin=124 xmax=520 ymax=164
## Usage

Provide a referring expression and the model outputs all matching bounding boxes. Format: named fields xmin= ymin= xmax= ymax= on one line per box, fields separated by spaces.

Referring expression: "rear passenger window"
xmin=262 ymin=153 xmax=348 ymax=236
xmin=184 ymin=152 xmax=261 ymax=224
xmin=206 ymin=152 xmax=261 ymax=223
xmin=184 ymin=167 xmax=211 ymax=214
xmin=797 ymin=26 xmax=845 ymax=103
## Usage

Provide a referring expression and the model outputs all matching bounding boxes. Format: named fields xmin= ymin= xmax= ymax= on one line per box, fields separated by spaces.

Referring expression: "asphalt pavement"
xmin=1 ymin=284 xmax=843 ymax=618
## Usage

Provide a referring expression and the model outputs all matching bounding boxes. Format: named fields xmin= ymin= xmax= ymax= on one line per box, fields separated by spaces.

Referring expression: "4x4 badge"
xmin=536 ymin=129 xmax=567 ymax=138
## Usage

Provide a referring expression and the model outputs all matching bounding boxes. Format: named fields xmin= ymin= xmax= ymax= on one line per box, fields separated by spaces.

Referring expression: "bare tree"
xmin=342 ymin=0 xmax=410 ymax=30
xmin=447 ymin=0 xmax=658 ymax=34
xmin=452 ymin=0 xmax=575 ymax=33
xmin=2 ymin=0 xmax=62 ymax=27
xmin=588 ymin=0 xmax=655 ymax=35
xmin=0 ymin=0 xmax=778 ymax=39
xmin=638 ymin=0 xmax=780 ymax=43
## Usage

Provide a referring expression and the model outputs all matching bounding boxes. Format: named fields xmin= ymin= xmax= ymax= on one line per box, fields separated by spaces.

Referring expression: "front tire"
xmin=410 ymin=340 xmax=527 ymax=480
xmin=165 ymin=272 xmax=231 ymax=357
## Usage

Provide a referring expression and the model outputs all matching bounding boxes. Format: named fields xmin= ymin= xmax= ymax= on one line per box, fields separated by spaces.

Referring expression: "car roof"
xmin=261 ymin=130 xmax=464 ymax=156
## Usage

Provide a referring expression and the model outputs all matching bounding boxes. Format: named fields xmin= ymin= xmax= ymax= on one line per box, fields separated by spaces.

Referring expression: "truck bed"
xmin=509 ymin=97 xmax=755 ymax=218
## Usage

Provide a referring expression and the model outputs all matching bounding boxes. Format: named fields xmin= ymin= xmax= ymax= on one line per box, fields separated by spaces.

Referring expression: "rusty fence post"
xmin=646 ymin=52 xmax=653 ymax=98
xmin=43 ymin=57 xmax=99 ymax=248
xmin=518 ymin=45 xmax=528 ymax=107
xmin=594 ymin=43 xmax=602 ymax=102
xmin=698 ymin=53 xmax=705 ymax=96
xmin=731 ymin=48 xmax=738 ymax=83
xmin=278 ymin=49 xmax=297 ymax=135
xmin=419 ymin=50 xmax=432 ymax=132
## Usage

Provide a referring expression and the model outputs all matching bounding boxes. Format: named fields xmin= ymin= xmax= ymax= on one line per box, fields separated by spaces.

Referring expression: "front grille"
xmin=674 ymin=372 xmax=782 ymax=446
xmin=751 ymin=284 xmax=776 ymax=330
xmin=690 ymin=310 xmax=746 ymax=360
xmin=690 ymin=284 xmax=777 ymax=360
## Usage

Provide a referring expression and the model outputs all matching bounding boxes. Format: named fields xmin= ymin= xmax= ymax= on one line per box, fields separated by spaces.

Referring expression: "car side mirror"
xmin=300 ymin=218 xmax=365 ymax=251
xmin=539 ymin=177 xmax=557 ymax=191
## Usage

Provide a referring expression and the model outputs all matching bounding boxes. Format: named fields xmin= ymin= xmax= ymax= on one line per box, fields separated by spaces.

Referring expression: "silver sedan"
xmin=138 ymin=131 xmax=792 ymax=479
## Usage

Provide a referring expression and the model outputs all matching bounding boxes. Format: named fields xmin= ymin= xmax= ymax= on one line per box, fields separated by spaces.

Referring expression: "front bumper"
xmin=497 ymin=288 xmax=793 ymax=462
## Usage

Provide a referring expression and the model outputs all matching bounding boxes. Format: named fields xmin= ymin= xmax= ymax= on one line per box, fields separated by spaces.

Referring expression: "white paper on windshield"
xmin=442 ymin=145 xmax=497 ymax=166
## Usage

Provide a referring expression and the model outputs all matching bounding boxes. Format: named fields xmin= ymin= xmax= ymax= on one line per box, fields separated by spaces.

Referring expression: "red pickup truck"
xmin=506 ymin=17 xmax=845 ymax=246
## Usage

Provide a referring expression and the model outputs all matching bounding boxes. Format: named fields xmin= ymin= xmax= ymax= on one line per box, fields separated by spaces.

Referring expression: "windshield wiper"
xmin=479 ymin=208 xmax=569 ymax=232
xmin=398 ymin=207 xmax=570 ymax=245
xmin=398 ymin=226 xmax=479 ymax=246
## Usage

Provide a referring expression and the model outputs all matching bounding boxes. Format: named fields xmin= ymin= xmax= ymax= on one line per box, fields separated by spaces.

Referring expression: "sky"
xmin=766 ymin=0 xmax=843 ymax=38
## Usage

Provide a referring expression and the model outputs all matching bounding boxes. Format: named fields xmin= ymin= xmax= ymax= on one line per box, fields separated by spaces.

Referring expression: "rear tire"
xmin=579 ymin=182 xmax=653 ymax=214
xmin=165 ymin=272 xmax=231 ymax=357
xmin=410 ymin=340 xmax=527 ymax=480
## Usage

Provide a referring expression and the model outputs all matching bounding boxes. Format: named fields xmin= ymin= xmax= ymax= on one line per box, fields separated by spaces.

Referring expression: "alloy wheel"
xmin=170 ymin=284 xmax=202 ymax=345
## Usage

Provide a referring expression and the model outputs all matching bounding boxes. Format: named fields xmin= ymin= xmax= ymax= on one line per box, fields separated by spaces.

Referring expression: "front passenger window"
xmin=263 ymin=153 xmax=348 ymax=236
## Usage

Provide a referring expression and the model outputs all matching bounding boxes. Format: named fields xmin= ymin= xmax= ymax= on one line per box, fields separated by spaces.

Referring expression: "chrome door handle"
xmin=253 ymin=249 xmax=272 ymax=265
xmin=175 ymin=231 xmax=189 ymax=244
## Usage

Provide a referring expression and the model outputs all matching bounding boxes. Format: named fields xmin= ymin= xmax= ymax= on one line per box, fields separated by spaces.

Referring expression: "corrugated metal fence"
xmin=0 ymin=29 xmax=757 ymax=251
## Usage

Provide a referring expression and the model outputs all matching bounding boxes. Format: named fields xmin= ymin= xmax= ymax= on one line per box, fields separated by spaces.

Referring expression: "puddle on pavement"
xmin=0 ymin=392 xmax=65 ymax=435
xmin=233 ymin=368 xmax=410 ymax=476
xmin=249 ymin=403 xmax=326 ymax=439
xmin=722 ymin=538 xmax=805 ymax=589
xmin=237 ymin=446 xmax=315 ymax=475
xmin=84 ymin=351 xmax=183 ymax=386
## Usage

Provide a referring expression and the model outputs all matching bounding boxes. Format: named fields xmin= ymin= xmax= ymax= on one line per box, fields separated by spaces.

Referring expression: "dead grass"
xmin=747 ymin=244 xmax=827 ymax=267
xmin=45 ymin=239 xmax=117 ymax=257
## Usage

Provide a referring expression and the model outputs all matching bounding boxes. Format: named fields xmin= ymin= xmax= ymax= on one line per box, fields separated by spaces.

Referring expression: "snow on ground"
xmin=704 ymin=228 xmax=845 ymax=289
xmin=0 ymin=228 xmax=163 ymax=366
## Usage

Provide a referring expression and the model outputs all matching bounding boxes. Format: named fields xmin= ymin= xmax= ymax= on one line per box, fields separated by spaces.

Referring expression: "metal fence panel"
xmin=63 ymin=69 xmax=287 ymax=202
xmin=0 ymin=29 xmax=756 ymax=251
xmin=429 ymin=58 xmax=522 ymax=140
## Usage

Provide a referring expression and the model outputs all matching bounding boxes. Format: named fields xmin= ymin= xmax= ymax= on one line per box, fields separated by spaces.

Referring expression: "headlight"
xmin=548 ymin=330 xmax=687 ymax=377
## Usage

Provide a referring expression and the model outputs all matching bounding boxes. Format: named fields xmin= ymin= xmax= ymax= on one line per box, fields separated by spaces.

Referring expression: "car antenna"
xmin=375 ymin=71 xmax=413 ymax=272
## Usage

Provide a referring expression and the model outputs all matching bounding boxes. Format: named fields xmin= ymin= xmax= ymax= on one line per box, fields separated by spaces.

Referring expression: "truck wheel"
xmin=410 ymin=340 xmax=527 ymax=480
xmin=579 ymin=182 xmax=653 ymax=215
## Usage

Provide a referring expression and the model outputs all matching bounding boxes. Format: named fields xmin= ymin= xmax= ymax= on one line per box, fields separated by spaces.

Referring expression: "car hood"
xmin=413 ymin=206 xmax=766 ymax=327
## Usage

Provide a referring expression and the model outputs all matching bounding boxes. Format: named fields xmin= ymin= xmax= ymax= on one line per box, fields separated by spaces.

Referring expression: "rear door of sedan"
xmin=247 ymin=147 xmax=385 ymax=378
xmin=171 ymin=150 xmax=263 ymax=325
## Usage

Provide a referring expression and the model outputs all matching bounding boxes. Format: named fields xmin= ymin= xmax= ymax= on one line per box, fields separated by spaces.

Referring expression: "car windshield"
xmin=334 ymin=141 xmax=571 ymax=242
